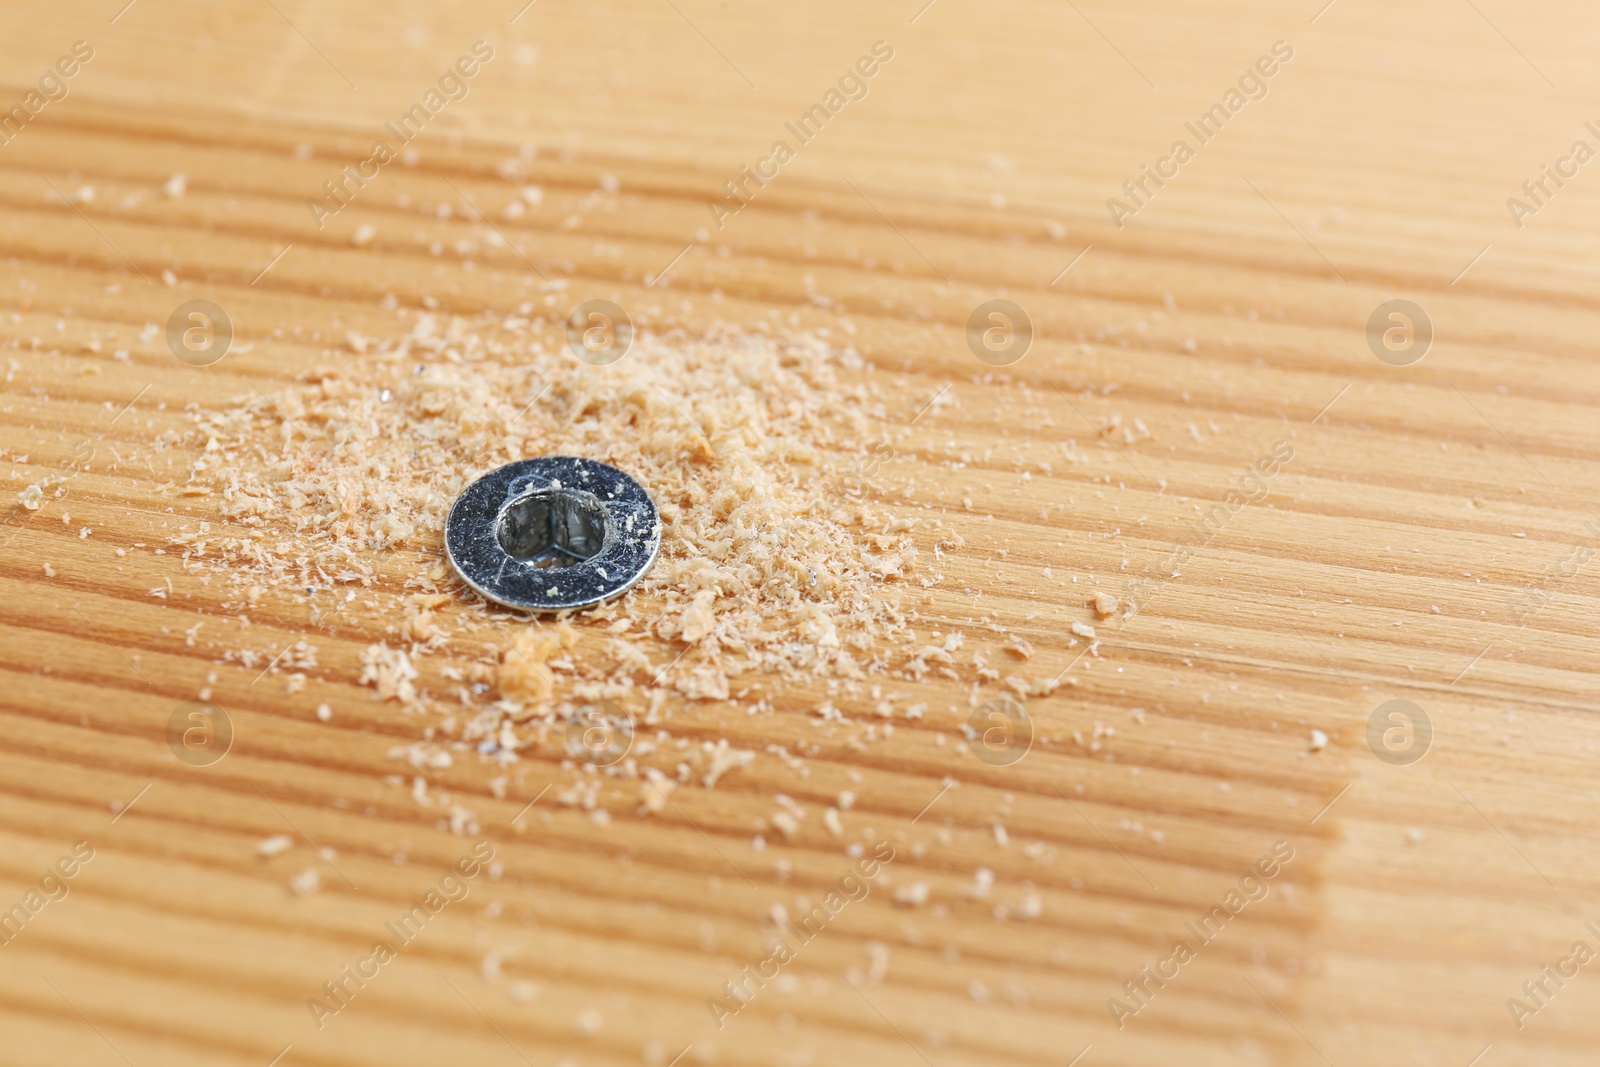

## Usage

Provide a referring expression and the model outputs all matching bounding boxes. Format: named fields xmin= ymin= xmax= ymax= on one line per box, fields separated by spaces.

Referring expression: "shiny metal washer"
xmin=445 ymin=456 xmax=661 ymax=612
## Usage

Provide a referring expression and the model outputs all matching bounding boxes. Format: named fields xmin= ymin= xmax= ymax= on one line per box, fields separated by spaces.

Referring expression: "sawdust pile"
xmin=185 ymin=311 xmax=948 ymax=713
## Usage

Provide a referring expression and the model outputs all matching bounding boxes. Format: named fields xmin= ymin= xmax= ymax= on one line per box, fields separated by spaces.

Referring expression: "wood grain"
xmin=3 ymin=2 xmax=1600 ymax=1065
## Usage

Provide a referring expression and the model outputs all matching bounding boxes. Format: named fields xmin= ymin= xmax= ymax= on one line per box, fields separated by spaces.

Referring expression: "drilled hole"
xmin=495 ymin=488 xmax=607 ymax=569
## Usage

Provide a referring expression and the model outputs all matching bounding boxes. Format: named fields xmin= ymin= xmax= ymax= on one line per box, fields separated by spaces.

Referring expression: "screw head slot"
xmin=446 ymin=456 xmax=661 ymax=612
xmin=495 ymin=487 xmax=608 ymax=568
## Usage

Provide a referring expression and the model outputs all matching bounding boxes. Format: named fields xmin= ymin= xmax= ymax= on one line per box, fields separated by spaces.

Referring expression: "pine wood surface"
xmin=3 ymin=2 xmax=1600 ymax=1065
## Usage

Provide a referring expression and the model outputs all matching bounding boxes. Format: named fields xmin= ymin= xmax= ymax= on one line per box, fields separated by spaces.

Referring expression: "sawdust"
xmin=174 ymin=308 xmax=1020 ymax=813
xmin=187 ymin=313 xmax=925 ymax=684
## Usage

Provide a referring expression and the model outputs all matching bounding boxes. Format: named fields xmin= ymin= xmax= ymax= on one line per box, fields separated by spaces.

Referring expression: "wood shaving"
xmin=256 ymin=834 xmax=294 ymax=857
xmin=171 ymin=308 xmax=1070 ymax=819
xmin=360 ymin=643 xmax=418 ymax=703
xmin=187 ymin=314 xmax=918 ymax=697
xmin=893 ymin=881 xmax=930 ymax=907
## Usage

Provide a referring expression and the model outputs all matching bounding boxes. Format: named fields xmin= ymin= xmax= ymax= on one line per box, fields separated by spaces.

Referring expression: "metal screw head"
xmin=445 ymin=456 xmax=661 ymax=612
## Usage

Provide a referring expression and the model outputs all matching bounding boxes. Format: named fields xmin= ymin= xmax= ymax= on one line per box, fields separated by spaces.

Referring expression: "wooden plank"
xmin=3 ymin=3 xmax=1599 ymax=1065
